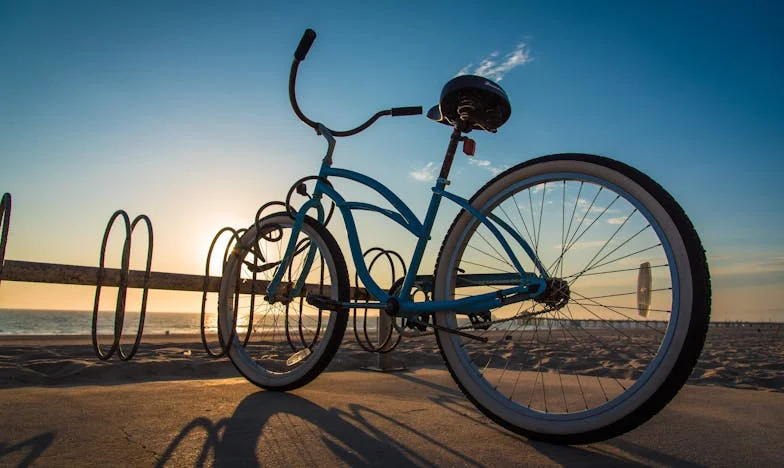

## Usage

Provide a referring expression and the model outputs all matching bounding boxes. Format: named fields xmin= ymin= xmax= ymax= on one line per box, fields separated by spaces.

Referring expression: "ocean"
xmin=5 ymin=308 xmax=753 ymax=337
xmin=0 ymin=309 xmax=214 ymax=336
xmin=0 ymin=309 xmax=382 ymax=336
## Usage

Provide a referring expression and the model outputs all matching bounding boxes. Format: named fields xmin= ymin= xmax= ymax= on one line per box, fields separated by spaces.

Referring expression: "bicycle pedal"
xmin=306 ymin=294 xmax=347 ymax=311
xmin=469 ymin=311 xmax=492 ymax=330
xmin=405 ymin=315 xmax=430 ymax=332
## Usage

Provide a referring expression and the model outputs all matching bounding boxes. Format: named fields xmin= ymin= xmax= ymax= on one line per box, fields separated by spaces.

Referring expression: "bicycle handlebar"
xmin=289 ymin=29 xmax=422 ymax=137
xmin=294 ymin=29 xmax=316 ymax=61
xmin=391 ymin=106 xmax=423 ymax=117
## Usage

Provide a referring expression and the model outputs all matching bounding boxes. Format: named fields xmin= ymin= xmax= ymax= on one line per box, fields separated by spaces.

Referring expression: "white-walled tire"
xmin=219 ymin=213 xmax=349 ymax=391
xmin=433 ymin=154 xmax=711 ymax=444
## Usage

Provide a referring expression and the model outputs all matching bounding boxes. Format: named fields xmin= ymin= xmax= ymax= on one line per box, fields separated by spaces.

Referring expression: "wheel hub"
xmin=534 ymin=278 xmax=570 ymax=310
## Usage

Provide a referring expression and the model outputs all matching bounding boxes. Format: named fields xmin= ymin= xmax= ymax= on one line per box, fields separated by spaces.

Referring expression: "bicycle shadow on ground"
xmin=155 ymin=373 xmax=681 ymax=467
xmin=0 ymin=431 xmax=56 ymax=467
xmin=156 ymin=390 xmax=483 ymax=467
xmin=389 ymin=370 xmax=699 ymax=467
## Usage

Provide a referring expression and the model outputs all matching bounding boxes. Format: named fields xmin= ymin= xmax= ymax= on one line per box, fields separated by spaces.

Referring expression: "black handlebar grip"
xmin=294 ymin=29 xmax=317 ymax=61
xmin=390 ymin=106 xmax=423 ymax=117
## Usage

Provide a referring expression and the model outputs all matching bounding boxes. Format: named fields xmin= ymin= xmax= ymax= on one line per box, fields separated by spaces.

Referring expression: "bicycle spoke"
xmin=561 ymin=301 xmax=662 ymax=355
xmin=561 ymin=263 xmax=668 ymax=279
xmin=570 ymin=244 xmax=663 ymax=281
xmin=434 ymin=162 xmax=703 ymax=428
xmin=553 ymin=193 xmax=621 ymax=274
xmin=527 ymin=187 xmax=538 ymax=254
xmin=498 ymin=204 xmax=531 ymax=254
xmin=560 ymin=180 xmax=566 ymax=279
xmin=570 ymin=208 xmax=638 ymax=276
xmin=465 ymin=243 xmax=515 ymax=272
xmin=569 ymin=289 xmax=669 ymax=333
xmin=511 ymin=194 xmax=537 ymax=258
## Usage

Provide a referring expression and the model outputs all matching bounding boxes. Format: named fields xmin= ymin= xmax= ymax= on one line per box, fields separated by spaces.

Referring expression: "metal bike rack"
xmin=0 ymin=192 xmax=411 ymax=368
xmin=353 ymin=247 xmax=407 ymax=372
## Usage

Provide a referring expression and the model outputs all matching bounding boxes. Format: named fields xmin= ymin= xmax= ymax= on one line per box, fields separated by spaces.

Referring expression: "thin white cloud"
xmin=456 ymin=63 xmax=473 ymax=76
xmin=410 ymin=162 xmax=438 ymax=182
xmin=467 ymin=157 xmax=508 ymax=177
xmin=607 ymin=216 xmax=628 ymax=225
xmin=468 ymin=158 xmax=491 ymax=167
xmin=456 ymin=43 xmax=533 ymax=82
xmin=573 ymin=198 xmax=619 ymax=215
xmin=530 ymin=184 xmax=559 ymax=194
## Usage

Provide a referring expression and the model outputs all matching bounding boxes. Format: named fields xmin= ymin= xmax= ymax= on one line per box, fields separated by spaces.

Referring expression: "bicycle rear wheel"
xmin=433 ymin=154 xmax=710 ymax=444
xmin=218 ymin=213 xmax=349 ymax=391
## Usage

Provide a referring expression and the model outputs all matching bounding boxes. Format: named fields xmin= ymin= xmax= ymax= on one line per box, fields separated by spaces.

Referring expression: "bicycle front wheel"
xmin=433 ymin=154 xmax=710 ymax=444
xmin=218 ymin=213 xmax=349 ymax=391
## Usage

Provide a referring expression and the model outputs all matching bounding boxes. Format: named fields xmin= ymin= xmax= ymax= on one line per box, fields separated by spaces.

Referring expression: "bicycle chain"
xmin=392 ymin=307 xmax=554 ymax=339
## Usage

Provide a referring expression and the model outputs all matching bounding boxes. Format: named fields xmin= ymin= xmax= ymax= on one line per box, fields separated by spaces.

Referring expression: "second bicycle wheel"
xmin=218 ymin=213 xmax=349 ymax=391
xmin=433 ymin=154 xmax=710 ymax=444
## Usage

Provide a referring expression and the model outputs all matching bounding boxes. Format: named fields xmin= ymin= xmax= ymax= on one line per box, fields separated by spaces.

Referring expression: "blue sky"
xmin=1 ymin=1 xmax=782 ymax=320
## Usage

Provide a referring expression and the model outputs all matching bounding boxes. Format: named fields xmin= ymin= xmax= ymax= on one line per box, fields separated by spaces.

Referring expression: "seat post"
xmin=438 ymin=127 xmax=463 ymax=181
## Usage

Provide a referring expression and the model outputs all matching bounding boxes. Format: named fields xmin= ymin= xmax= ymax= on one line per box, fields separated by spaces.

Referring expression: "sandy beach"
xmin=0 ymin=324 xmax=781 ymax=391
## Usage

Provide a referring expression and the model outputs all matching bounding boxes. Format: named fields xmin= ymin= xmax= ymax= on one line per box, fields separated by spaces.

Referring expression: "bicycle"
xmin=217 ymin=29 xmax=711 ymax=444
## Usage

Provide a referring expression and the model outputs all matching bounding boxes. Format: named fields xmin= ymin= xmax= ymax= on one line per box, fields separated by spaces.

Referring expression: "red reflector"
xmin=463 ymin=138 xmax=476 ymax=156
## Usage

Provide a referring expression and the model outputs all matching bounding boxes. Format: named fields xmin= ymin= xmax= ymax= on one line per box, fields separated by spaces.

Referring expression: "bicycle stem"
xmin=317 ymin=124 xmax=336 ymax=166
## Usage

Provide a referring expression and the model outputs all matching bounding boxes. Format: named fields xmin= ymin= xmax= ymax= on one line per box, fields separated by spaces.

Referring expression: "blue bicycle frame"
xmin=264 ymin=125 xmax=547 ymax=319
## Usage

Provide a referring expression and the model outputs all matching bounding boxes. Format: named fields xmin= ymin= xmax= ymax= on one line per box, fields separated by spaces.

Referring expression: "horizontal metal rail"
xmin=0 ymin=260 xmax=371 ymax=297
xmin=2 ymin=259 xmax=223 ymax=292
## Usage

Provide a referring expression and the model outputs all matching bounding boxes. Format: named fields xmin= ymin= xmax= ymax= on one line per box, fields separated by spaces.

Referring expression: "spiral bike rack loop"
xmin=353 ymin=247 xmax=406 ymax=354
xmin=0 ymin=193 xmax=11 ymax=283
xmin=92 ymin=210 xmax=131 ymax=360
xmin=201 ymin=226 xmax=250 ymax=358
xmin=117 ymin=214 xmax=153 ymax=361
xmin=92 ymin=211 xmax=129 ymax=360
xmin=283 ymin=238 xmax=326 ymax=351
xmin=90 ymin=211 xmax=154 ymax=361
xmin=389 ymin=276 xmax=435 ymax=338
xmin=255 ymin=201 xmax=287 ymax=228
xmin=221 ymin=227 xmax=253 ymax=351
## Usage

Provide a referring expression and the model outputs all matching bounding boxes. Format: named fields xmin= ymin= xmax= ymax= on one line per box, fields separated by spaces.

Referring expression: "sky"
xmin=1 ymin=0 xmax=782 ymax=321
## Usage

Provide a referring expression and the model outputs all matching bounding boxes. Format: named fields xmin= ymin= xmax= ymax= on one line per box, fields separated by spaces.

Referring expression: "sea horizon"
xmin=0 ymin=308 xmax=210 ymax=336
xmin=1 ymin=308 xmax=780 ymax=337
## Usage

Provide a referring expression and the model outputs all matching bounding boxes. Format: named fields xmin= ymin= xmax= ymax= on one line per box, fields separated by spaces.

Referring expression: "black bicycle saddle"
xmin=427 ymin=75 xmax=511 ymax=132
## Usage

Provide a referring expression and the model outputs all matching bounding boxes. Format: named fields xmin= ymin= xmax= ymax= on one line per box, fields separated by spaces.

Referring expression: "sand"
xmin=0 ymin=324 xmax=781 ymax=391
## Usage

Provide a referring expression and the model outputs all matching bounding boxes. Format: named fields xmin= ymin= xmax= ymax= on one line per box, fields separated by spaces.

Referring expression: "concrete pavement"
xmin=1 ymin=369 xmax=781 ymax=466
